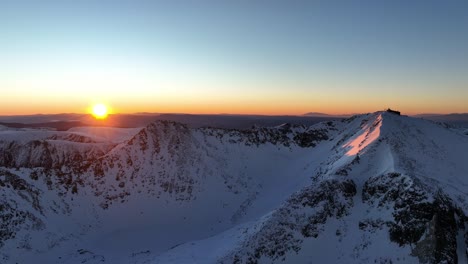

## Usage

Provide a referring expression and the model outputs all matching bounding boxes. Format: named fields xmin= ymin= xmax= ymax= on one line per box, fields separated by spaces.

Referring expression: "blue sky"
xmin=1 ymin=0 xmax=467 ymax=114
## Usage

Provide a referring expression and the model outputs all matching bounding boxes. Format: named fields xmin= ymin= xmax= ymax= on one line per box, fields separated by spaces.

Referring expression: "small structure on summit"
xmin=386 ymin=108 xmax=401 ymax=115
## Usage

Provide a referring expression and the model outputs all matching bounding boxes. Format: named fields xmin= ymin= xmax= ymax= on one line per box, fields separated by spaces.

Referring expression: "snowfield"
xmin=1 ymin=111 xmax=468 ymax=264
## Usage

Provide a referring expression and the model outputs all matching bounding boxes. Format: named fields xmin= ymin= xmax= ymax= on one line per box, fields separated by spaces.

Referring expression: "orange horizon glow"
xmin=0 ymin=88 xmax=467 ymax=117
xmin=0 ymin=100 xmax=466 ymax=117
xmin=2 ymin=2 xmax=468 ymax=120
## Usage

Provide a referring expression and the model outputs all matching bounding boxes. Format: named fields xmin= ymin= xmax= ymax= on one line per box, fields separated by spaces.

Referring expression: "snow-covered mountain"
xmin=1 ymin=112 xmax=468 ymax=263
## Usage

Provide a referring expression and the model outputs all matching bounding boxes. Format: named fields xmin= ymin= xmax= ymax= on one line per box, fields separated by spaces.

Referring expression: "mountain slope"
xmin=1 ymin=112 xmax=468 ymax=263
xmin=154 ymin=112 xmax=468 ymax=264
xmin=217 ymin=113 xmax=468 ymax=263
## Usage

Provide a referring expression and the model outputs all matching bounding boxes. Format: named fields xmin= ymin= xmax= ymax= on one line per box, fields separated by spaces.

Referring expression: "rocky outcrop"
xmin=363 ymin=172 xmax=466 ymax=263
xmin=0 ymin=170 xmax=44 ymax=248
xmin=0 ymin=140 xmax=110 ymax=170
xmin=223 ymin=179 xmax=357 ymax=263
xmin=199 ymin=123 xmax=330 ymax=148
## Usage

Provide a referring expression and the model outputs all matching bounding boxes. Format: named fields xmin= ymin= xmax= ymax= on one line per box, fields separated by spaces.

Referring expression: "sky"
xmin=1 ymin=0 xmax=467 ymax=115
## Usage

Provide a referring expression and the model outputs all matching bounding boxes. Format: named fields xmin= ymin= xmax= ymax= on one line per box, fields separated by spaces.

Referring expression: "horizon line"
xmin=0 ymin=111 xmax=468 ymax=118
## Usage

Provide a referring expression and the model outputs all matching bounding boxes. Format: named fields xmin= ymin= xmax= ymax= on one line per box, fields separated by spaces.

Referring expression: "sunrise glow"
xmin=91 ymin=104 xmax=108 ymax=119
xmin=0 ymin=1 xmax=467 ymax=116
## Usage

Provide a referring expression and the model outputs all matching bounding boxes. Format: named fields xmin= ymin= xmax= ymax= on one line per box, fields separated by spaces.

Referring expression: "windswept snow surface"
xmin=343 ymin=114 xmax=382 ymax=156
xmin=1 ymin=112 xmax=468 ymax=263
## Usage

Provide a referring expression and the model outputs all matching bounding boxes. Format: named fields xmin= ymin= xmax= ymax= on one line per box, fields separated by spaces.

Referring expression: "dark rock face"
xmin=47 ymin=134 xmax=97 ymax=144
xmin=363 ymin=172 xmax=465 ymax=264
xmin=200 ymin=124 xmax=330 ymax=148
xmin=293 ymin=129 xmax=329 ymax=148
xmin=224 ymin=179 xmax=357 ymax=263
xmin=0 ymin=140 xmax=109 ymax=170
xmin=0 ymin=170 xmax=44 ymax=248
xmin=299 ymin=180 xmax=357 ymax=237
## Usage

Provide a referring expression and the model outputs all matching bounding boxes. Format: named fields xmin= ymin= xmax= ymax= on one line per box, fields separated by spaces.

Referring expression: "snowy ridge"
xmin=1 ymin=112 xmax=468 ymax=263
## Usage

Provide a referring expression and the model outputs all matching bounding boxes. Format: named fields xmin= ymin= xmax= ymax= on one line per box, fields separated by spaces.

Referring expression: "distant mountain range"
xmin=413 ymin=113 xmax=468 ymax=119
xmin=0 ymin=113 xmax=341 ymax=131
xmin=303 ymin=112 xmax=353 ymax=118
xmin=1 ymin=112 xmax=466 ymax=132
xmin=413 ymin=113 xmax=468 ymax=127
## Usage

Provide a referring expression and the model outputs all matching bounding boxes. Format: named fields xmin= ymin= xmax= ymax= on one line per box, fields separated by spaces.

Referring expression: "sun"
xmin=91 ymin=104 xmax=109 ymax=119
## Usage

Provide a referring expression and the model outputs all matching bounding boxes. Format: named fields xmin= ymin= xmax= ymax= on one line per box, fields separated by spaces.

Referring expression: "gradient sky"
xmin=1 ymin=0 xmax=468 ymax=115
